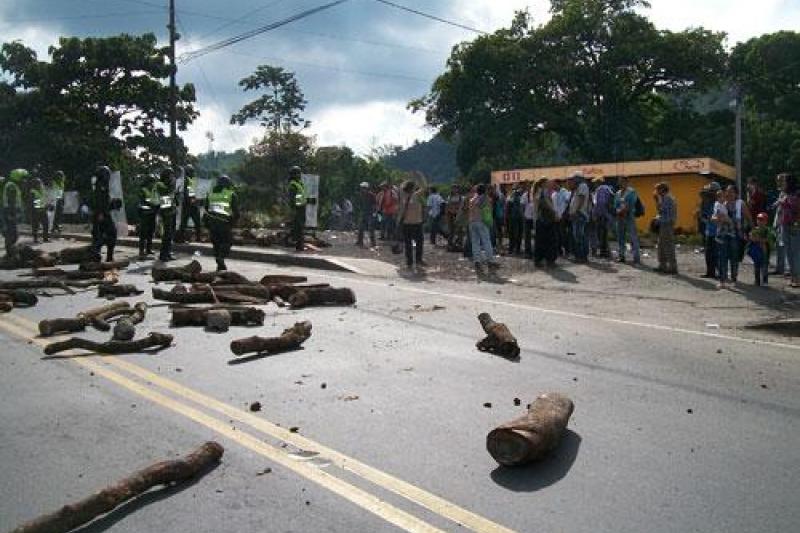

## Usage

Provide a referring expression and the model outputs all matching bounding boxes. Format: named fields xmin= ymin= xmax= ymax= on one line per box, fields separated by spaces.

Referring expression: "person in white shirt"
xmin=522 ymin=181 xmax=537 ymax=258
xmin=426 ymin=186 xmax=446 ymax=246
xmin=568 ymin=172 xmax=591 ymax=262
xmin=552 ymin=180 xmax=572 ymax=256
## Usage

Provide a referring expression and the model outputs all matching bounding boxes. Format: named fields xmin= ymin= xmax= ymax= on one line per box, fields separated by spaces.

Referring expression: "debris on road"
xmin=38 ymin=316 xmax=87 ymax=336
xmin=230 ymin=322 xmax=313 ymax=357
xmin=91 ymin=302 xmax=147 ymax=332
xmin=0 ymin=244 xmax=57 ymax=269
xmin=98 ymin=283 xmax=143 ymax=298
xmin=79 ymin=260 xmax=130 ymax=272
xmin=0 ymin=278 xmax=75 ymax=295
xmin=288 ymin=287 xmax=356 ymax=309
xmin=259 ymin=274 xmax=308 ymax=285
xmin=153 ymin=285 xmax=267 ymax=305
xmin=43 ymin=332 xmax=173 ymax=356
xmin=152 ymin=260 xmax=203 ymax=282
xmin=0 ymin=289 xmax=38 ymax=308
xmin=267 ymin=283 xmax=331 ymax=301
xmin=249 ymin=401 xmax=262 ymax=412
xmin=487 ymin=392 xmax=574 ymax=467
xmin=171 ymin=306 xmax=265 ymax=328
xmin=483 ymin=402 xmax=493 ymax=409
xmin=9 ymin=441 xmax=224 ymax=533
xmin=206 ymin=310 xmax=231 ymax=333
xmin=112 ymin=318 xmax=136 ymax=341
xmin=340 ymin=395 xmax=360 ymax=402
xmin=476 ymin=313 xmax=520 ymax=360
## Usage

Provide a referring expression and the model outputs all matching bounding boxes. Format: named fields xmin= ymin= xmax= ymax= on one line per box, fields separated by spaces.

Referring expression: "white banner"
xmin=109 ymin=171 xmax=128 ymax=238
xmin=302 ymin=173 xmax=320 ymax=229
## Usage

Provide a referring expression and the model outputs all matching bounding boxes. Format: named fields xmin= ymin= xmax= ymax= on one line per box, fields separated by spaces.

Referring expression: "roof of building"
xmin=491 ymin=157 xmax=735 ymax=185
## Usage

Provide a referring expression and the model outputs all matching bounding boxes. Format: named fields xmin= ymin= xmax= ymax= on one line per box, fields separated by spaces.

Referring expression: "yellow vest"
xmin=208 ymin=188 xmax=234 ymax=218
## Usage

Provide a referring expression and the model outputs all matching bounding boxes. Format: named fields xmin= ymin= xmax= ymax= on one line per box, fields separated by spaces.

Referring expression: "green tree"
xmin=230 ymin=65 xmax=309 ymax=133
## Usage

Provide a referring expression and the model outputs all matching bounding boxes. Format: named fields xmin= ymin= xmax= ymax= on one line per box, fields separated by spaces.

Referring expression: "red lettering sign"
xmin=673 ymin=159 xmax=706 ymax=172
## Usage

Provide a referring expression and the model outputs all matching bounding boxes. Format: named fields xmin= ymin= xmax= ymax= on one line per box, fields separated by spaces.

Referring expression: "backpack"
xmin=634 ymin=196 xmax=645 ymax=218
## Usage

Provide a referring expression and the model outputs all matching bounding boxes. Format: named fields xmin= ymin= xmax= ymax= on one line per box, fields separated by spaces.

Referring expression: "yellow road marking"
xmin=1 ymin=314 xmax=517 ymax=533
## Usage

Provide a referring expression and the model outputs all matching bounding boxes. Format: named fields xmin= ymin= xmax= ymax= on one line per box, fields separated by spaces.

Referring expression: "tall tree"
xmin=230 ymin=65 xmax=309 ymax=133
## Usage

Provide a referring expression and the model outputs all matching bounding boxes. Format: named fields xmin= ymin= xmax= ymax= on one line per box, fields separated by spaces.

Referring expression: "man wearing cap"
xmin=2 ymin=168 xmax=28 ymax=258
xmin=287 ymin=166 xmax=307 ymax=251
xmin=204 ymin=174 xmax=239 ymax=271
xmin=179 ymin=164 xmax=203 ymax=243
xmin=356 ymin=181 xmax=377 ymax=248
xmin=699 ymin=182 xmax=720 ymax=278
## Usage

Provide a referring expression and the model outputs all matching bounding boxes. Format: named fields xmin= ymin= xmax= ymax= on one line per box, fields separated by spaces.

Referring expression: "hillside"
xmin=385 ymin=136 xmax=459 ymax=183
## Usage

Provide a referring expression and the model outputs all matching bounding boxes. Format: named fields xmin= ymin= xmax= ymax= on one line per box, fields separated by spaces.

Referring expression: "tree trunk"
xmin=43 ymin=332 xmax=174 ymax=356
xmin=33 ymin=268 xmax=104 ymax=280
xmin=38 ymin=317 xmax=87 ymax=337
xmin=0 ymin=289 xmax=38 ymax=307
xmin=79 ymin=260 xmax=130 ymax=272
xmin=97 ymin=284 xmax=144 ymax=298
xmin=230 ymin=322 xmax=312 ymax=356
xmin=171 ymin=307 xmax=265 ymax=327
xmin=267 ymin=283 xmax=331 ymax=301
xmin=288 ymin=287 xmax=355 ymax=309
xmin=151 ymin=260 xmax=202 ymax=283
xmin=476 ymin=313 xmax=520 ymax=359
xmin=56 ymin=245 xmax=94 ymax=265
xmin=78 ymin=301 xmax=130 ymax=320
xmin=9 ymin=442 xmax=224 ymax=533
xmin=0 ymin=279 xmax=75 ymax=294
xmin=259 ymin=274 xmax=308 ymax=285
xmin=92 ymin=303 xmax=148 ymax=332
xmin=191 ymin=284 xmax=269 ymax=299
xmin=486 ymin=392 xmax=574 ymax=466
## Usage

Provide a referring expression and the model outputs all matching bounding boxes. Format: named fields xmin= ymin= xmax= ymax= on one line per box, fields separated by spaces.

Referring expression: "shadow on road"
xmin=540 ymin=265 xmax=578 ymax=284
xmin=489 ymin=429 xmax=581 ymax=492
xmin=228 ymin=346 xmax=305 ymax=365
xmin=70 ymin=461 xmax=221 ymax=533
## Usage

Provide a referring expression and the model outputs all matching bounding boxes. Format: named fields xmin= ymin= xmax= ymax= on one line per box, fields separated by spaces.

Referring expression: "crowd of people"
xmin=346 ymin=172 xmax=800 ymax=288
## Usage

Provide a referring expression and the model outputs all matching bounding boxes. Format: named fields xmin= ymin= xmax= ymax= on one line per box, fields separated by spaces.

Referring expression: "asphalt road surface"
xmin=1 ymin=254 xmax=798 ymax=533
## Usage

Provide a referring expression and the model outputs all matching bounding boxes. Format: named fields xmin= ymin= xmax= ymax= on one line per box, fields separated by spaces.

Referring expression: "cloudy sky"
xmin=1 ymin=0 xmax=799 ymax=156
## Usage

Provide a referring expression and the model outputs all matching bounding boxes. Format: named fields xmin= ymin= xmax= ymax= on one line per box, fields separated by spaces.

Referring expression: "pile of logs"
xmin=39 ymin=302 xmax=148 ymax=336
xmin=171 ymin=306 xmax=266 ymax=328
xmin=231 ymin=229 xmax=331 ymax=249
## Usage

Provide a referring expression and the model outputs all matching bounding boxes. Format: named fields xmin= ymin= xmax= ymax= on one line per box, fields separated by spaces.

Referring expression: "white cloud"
xmin=183 ymin=103 xmax=261 ymax=155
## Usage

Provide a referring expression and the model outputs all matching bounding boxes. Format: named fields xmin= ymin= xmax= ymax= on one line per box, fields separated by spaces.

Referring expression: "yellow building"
xmin=491 ymin=157 xmax=736 ymax=233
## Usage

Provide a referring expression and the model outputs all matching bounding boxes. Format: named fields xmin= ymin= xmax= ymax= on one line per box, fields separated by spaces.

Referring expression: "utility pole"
xmin=734 ymin=85 xmax=744 ymax=192
xmin=168 ymin=0 xmax=178 ymax=168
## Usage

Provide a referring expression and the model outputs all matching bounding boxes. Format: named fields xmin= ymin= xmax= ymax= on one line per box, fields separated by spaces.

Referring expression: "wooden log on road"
xmin=55 ymin=245 xmax=94 ymax=265
xmin=171 ymin=306 xmax=265 ymax=327
xmin=97 ymin=284 xmax=143 ymax=298
xmin=259 ymin=274 xmax=308 ymax=285
xmin=288 ymin=287 xmax=355 ymax=309
xmin=43 ymin=332 xmax=173 ymax=356
xmin=151 ymin=260 xmax=202 ymax=282
xmin=0 ymin=289 xmax=39 ymax=307
xmin=77 ymin=301 xmax=130 ymax=320
xmin=230 ymin=322 xmax=312 ymax=356
xmin=201 ymin=271 xmax=251 ymax=285
xmin=192 ymin=284 xmax=269 ymax=299
xmin=79 ymin=260 xmax=130 ymax=272
xmin=0 ymin=278 xmax=75 ymax=294
xmin=92 ymin=302 xmax=148 ymax=331
xmin=476 ymin=313 xmax=520 ymax=359
xmin=9 ymin=441 xmax=224 ymax=533
xmin=268 ymin=283 xmax=330 ymax=301
xmin=38 ymin=317 xmax=88 ymax=337
xmin=32 ymin=268 xmax=103 ymax=280
xmin=486 ymin=392 xmax=574 ymax=466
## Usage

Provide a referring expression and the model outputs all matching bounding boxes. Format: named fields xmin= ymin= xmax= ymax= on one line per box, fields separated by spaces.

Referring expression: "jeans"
xmin=159 ymin=210 xmax=176 ymax=260
xmin=381 ymin=214 xmax=396 ymax=240
xmin=402 ymin=223 xmax=423 ymax=266
xmin=523 ymin=218 xmax=534 ymax=257
xmin=704 ymin=235 xmax=717 ymax=276
xmin=534 ymin=218 xmax=557 ymax=265
xmin=716 ymin=234 xmax=739 ymax=282
xmin=789 ymin=227 xmax=800 ymax=281
xmin=616 ymin=217 xmax=640 ymax=262
xmin=429 ymin=214 xmax=444 ymax=245
xmin=92 ymin=215 xmax=117 ymax=262
xmin=572 ymin=214 xmax=589 ymax=261
xmin=469 ymin=221 xmax=495 ymax=264
xmin=595 ymin=216 xmax=610 ymax=256
xmin=357 ymin=213 xmax=376 ymax=246
xmin=508 ymin=217 xmax=523 ymax=254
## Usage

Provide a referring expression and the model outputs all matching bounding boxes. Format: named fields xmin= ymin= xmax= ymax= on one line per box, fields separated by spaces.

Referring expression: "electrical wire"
xmin=193 ymin=0 xmax=288 ymax=42
xmin=371 ymin=0 xmax=486 ymax=34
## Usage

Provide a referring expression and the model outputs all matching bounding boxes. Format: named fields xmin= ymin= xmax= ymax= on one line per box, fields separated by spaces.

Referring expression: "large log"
xmin=151 ymin=260 xmax=202 ymax=283
xmin=0 ymin=300 xmax=13 ymax=313
xmin=203 ymin=271 xmax=251 ymax=285
xmin=79 ymin=260 xmax=129 ymax=272
xmin=56 ymin=245 xmax=94 ymax=265
xmin=77 ymin=301 xmax=130 ymax=320
xmin=97 ymin=284 xmax=143 ymax=298
xmin=230 ymin=322 xmax=312 ymax=356
xmin=288 ymin=287 xmax=355 ymax=309
xmin=38 ymin=317 xmax=87 ymax=337
xmin=192 ymin=284 xmax=269 ymax=299
xmin=9 ymin=442 xmax=224 ymax=533
xmin=476 ymin=313 xmax=520 ymax=359
xmin=267 ymin=283 xmax=330 ymax=301
xmin=0 ymin=279 xmax=75 ymax=294
xmin=259 ymin=274 xmax=308 ymax=286
xmin=171 ymin=307 xmax=265 ymax=327
xmin=0 ymin=289 xmax=39 ymax=307
xmin=152 ymin=286 xmax=265 ymax=305
xmin=43 ymin=332 xmax=174 ymax=356
xmin=92 ymin=302 xmax=148 ymax=331
xmin=486 ymin=392 xmax=574 ymax=467
xmin=32 ymin=268 xmax=103 ymax=280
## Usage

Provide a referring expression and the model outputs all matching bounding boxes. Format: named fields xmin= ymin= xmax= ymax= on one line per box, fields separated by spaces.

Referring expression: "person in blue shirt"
xmin=614 ymin=176 xmax=641 ymax=264
xmin=699 ymin=182 xmax=720 ymax=278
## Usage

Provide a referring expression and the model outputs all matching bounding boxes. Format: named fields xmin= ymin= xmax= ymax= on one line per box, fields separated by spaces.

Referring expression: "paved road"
xmin=1 ymin=253 xmax=799 ymax=533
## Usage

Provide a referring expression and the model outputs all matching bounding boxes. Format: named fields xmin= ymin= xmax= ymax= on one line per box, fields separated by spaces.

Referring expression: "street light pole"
xmin=734 ymin=85 xmax=743 ymax=192
xmin=168 ymin=0 xmax=178 ymax=168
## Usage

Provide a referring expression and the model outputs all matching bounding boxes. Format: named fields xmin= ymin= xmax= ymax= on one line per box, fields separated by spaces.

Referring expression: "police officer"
xmin=156 ymin=168 xmax=178 ymax=262
xmin=179 ymin=164 xmax=202 ymax=242
xmin=204 ymin=174 xmax=239 ymax=271
xmin=287 ymin=166 xmax=306 ymax=251
xmin=52 ymin=170 xmax=66 ymax=234
xmin=30 ymin=177 xmax=48 ymax=243
xmin=90 ymin=165 xmax=122 ymax=262
xmin=2 ymin=168 xmax=28 ymax=258
xmin=137 ymin=174 xmax=160 ymax=259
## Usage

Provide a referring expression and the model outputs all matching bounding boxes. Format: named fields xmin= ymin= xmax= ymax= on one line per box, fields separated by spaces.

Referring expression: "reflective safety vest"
xmin=2 ymin=181 xmax=21 ymax=209
xmin=31 ymin=188 xmax=45 ymax=210
xmin=140 ymin=186 xmax=160 ymax=211
xmin=160 ymin=193 xmax=174 ymax=209
xmin=289 ymin=179 xmax=306 ymax=207
xmin=208 ymin=188 xmax=234 ymax=218
xmin=53 ymin=177 xmax=65 ymax=200
xmin=185 ymin=177 xmax=197 ymax=198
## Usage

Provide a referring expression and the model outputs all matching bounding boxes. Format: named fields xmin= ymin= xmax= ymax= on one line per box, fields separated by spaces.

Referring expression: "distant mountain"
xmin=385 ymin=136 xmax=459 ymax=184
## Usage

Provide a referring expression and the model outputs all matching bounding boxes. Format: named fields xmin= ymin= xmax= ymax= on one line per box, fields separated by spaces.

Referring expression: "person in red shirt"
xmin=377 ymin=182 xmax=399 ymax=240
xmin=747 ymin=177 xmax=767 ymax=224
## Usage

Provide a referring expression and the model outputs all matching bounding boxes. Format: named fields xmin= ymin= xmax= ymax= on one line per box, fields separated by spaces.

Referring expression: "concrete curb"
xmin=40 ymin=232 xmax=363 ymax=274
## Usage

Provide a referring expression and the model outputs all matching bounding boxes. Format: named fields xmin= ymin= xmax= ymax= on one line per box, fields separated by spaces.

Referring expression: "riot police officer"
xmin=137 ymin=174 xmax=160 ymax=259
xmin=90 ymin=165 xmax=122 ymax=262
xmin=30 ymin=177 xmax=48 ymax=243
xmin=204 ymin=174 xmax=239 ymax=271
xmin=52 ymin=170 xmax=66 ymax=234
xmin=2 ymin=168 xmax=28 ymax=258
xmin=156 ymin=168 xmax=177 ymax=262
xmin=179 ymin=164 xmax=202 ymax=242
xmin=287 ymin=166 xmax=306 ymax=251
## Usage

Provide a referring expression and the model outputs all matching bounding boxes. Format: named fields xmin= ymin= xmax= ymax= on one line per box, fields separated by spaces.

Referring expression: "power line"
xmin=194 ymin=0 xmax=288 ymax=42
xmin=178 ymin=0 xmax=351 ymax=64
xmin=371 ymin=0 xmax=486 ymax=35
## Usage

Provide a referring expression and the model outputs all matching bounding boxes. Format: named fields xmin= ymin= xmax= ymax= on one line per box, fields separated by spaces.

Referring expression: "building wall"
xmin=628 ymin=173 xmax=708 ymax=234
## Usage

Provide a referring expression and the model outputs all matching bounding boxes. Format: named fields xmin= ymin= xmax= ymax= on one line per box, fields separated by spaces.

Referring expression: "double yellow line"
xmin=0 ymin=313 xmax=515 ymax=533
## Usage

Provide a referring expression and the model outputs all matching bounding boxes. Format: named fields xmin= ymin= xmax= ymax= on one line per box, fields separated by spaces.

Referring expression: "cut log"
xmin=0 ymin=289 xmax=39 ymax=307
xmin=43 ymin=332 xmax=174 ymax=356
xmin=152 ymin=286 xmax=211 ymax=304
xmin=486 ymin=392 xmax=574 ymax=467
xmin=56 ymin=245 xmax=94 ymax=265
xmin=259 ymin=274 xmax=308 ymax=285
xmin=0 ymin=279 xmax=75 ymax=294
xmin=289 ymin=287 xmax=356 ymax=309
xmin=97 ymin=284 xmax=143 ymax=298
xmin=92 ymin=303 xmax=147 ymax=332
xmin=171 ymin=307 xmax=265 ymax=328
xmin=268 ymin=283 xmax=330 ymax=301
xmin=476 ymin=313 xmax=520 ymax=359
xmin=113 ymin=318 xmax=136 ymax=341
xmin=79 ymin=260 xmax=129 ymax=272
xmin=77 ymin=301 xmax=130 ymax=320
xmin=9 ymin=441 xmax=224 ymax=533
xmin=0 ymin=301 xmax=13 ymax=313
xmin=192 ymin=284 xmax=269 ymax=299
xmin=38 ymin=317 xmax=88 ymax=337
xmin=32 ymin=268 xmax=103 ymax=280
xmin=230 ymin=322 xmax=312 ymax=356
xmin=206 ymin=310 xmax=231 ymax=333
xmin=151 ymin=260 xmax=202 ymax=283
xmin=203 ymin=271 xmax=251 ymax=285
xmin=66 ymin=279 xmax=118 ymax=290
